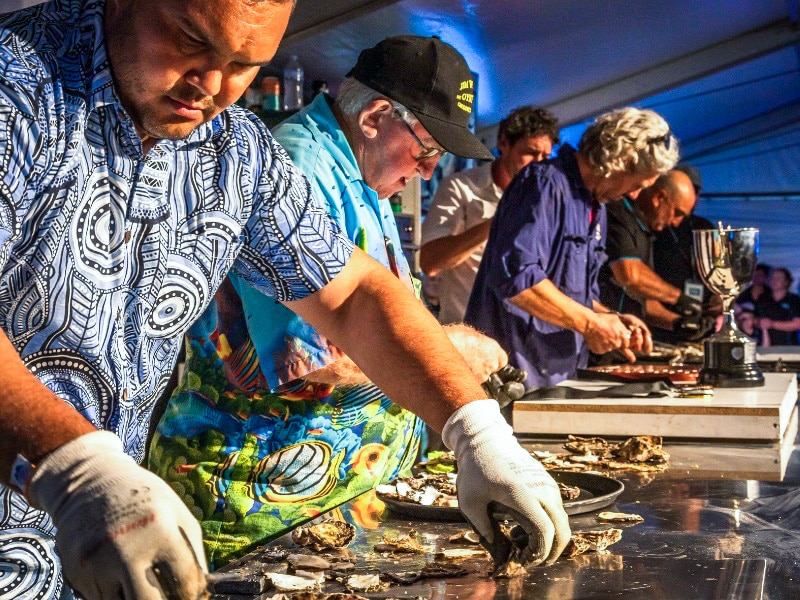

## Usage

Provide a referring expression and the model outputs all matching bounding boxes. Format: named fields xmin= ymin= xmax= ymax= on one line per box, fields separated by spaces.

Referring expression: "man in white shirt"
xmin=420 ymin=106 xmax=560 ymax=323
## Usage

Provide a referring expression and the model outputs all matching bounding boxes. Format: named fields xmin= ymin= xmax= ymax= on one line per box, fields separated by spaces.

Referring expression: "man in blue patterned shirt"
xmin=0 ymin=1 xmax=569 ymax=598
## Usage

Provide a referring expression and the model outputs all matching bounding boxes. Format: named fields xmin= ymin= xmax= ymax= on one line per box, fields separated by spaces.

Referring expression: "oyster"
xmin=435 ymin=548 xmax=487 ymax=560
xmin=384 ymin=571 xmax=423 ymax=585
xmin=558 ymin=482 xmax=581 ymax=500
xmin=268 ymin=594 xmax=369 ymax=600
xmin=286 ymin=554 xmax=332 ymax=571
xmin=564 ymin=435 xmax=612 ymax=455
xmin=266 ymin=572 xmax=321 ymax=592
xmin=491 ymin=524 xmax=529 ymax=579
xmin=345 ymin=574 xmax=389 ymax=593
xmin=563 ymin=528 xmax=623 ymax=558
xmin=378 ymin=471 xmax=458 ymax=507
xmin=597 ymin=511 xmax=644 ymax=524
xmin=540 ymin=434 xmax=670 ymax=473
xmin=448 ymin=530 xmax=481 ymax=544
xmin=613 ymin=435 xmax=670 ymax=464
xmin=291 ymin=520 xmax=356 ymax=550
xmin=419 ymin=562 xmax=469 ymax=578
xmin=206 ymin=570 xmax=268 ymax=595
xmin=374 ymin=529 xmax=427 ymax=554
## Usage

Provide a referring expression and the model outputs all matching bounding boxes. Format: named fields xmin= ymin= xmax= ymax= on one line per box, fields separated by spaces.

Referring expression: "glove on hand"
xmin=442 ymin=400 xmax=570 ymax=567
xmin=675 ymin=293 xmax=703 ymax=318
xmin=482 ymin=365 xmax=528 ymax=409
xmin=28 ymin=431 xmax=208 ymax=600
xmin=673 ymin=314 xmax=711 ymax=342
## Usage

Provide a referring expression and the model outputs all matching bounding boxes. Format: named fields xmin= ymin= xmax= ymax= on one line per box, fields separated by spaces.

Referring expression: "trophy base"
xmin=699 ymin=337 xmax=764 ymax=388
xmin=697 ymin=365 xmax=765 ymax=388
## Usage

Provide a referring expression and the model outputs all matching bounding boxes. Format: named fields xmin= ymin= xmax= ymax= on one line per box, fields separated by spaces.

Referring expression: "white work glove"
xmin=28 ymin=431 xmax=208 ymax=600
xmin=442 ymin=400 xmax=570 ymax=566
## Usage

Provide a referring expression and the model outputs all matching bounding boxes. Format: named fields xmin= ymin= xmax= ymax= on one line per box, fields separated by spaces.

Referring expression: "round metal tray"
xmin=377 ymin=470 xmax=624 ymax=521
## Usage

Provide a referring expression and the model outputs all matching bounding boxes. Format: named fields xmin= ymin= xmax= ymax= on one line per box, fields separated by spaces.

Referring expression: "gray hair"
xmin=578 ymin=107 xmax=679 ymax=178
xmin=335 ymin=77 xmax=420 ymax=126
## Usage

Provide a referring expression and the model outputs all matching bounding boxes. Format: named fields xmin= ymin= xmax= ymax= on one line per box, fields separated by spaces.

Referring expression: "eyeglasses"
xmin=648 ymin=131 xmax=674 ymax=151
xmin=393 ymin=109 xmax=446 ymax=161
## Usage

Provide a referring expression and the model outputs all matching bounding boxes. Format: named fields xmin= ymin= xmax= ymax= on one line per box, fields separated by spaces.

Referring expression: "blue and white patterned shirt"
xmin=0 ymin=0 xmax=353 ymax=595
xmin=0 ymin=0 xmax=353 ymax=462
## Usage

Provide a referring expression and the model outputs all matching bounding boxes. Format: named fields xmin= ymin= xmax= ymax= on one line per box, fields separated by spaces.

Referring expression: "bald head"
xmin=637 ymin=169 xmax=697 ymax=232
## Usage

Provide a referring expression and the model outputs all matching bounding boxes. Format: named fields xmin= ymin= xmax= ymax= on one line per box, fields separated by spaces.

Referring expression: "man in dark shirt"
xmin=599 ymin=170 xmax=701 ymax=336
xmin=758 ymin=267 xmax=800 ymax=345
xmin=652 ymin=163 xmax=718 ymax=343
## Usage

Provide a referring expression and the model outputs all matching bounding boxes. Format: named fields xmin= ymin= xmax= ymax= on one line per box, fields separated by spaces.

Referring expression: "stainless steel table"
xmin=213 ymin=430 xmax=800 ymax=599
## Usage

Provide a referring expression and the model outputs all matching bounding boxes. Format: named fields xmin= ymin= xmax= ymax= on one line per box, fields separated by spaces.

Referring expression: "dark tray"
xmin=377 ymin=470 xmax=624 ymax=521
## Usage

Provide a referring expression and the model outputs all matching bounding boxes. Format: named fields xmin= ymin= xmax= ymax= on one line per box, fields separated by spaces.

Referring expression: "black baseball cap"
xmin=347 ymin=35 xmax=493 ymax=160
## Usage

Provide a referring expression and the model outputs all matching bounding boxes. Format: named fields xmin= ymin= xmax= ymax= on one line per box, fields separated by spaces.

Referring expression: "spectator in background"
xmin=734 ymin=302 xmax=769 ymax=346
xmin=757 ymin=267 xmax=800 ymax=345
xmin=420 ymin=106 xmax=560 ymax=324
xmin=737 ymin=263 xmax=773 ymax=310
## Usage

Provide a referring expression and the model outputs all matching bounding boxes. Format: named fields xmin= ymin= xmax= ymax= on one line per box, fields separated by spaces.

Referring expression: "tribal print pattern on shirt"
xmin=0 ymin=0 xmax=352 ymax=597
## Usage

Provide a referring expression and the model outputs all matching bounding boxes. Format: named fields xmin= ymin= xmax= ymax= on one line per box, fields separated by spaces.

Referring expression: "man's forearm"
xmin=509 ymin=279 xmax=594 ymax=333
xmin=763 ymin=317 xmax=800 ymax=332
xmin=643 ymin=298 xmax=680 ymax=330
xmin=420 ymin=219 xmax=492 ymax=276
xmin=285 ymin=249 xmax=486 ymax=432
xmin=0 ymin=330 xmax=96 ymax=485
xmin=610 ymin=259 xmax=681 ymax=305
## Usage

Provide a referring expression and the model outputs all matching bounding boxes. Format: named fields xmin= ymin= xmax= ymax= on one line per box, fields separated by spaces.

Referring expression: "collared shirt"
xmin=0 ymin=2 xmax=351 ymax=595
xmin=465 ymin=144 xmax=607 ymax=389
xmin=0 ymin=0 xmax=351 ymax=459
xmin=225 ymin=93 xmax=414 ymax=387
xmin=149 ymin=93 xmax=422 ymax=567
xmin=421 ymin=161 xmax=502 ymax=324
xmin=759 ymin=293 xmax=800 ymax=345
xmin=598 ymin=197 xmax=655 ymax=317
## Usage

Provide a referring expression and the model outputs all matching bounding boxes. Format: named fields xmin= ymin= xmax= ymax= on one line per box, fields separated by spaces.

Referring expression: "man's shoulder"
xmin=0 ymin=0 xmax=81 ymax=65
xmin=0 ymin=0 xmax=86 ymax=110
xmin=516 ymin=159 xmax=572 ymax=195
xmin=442 ymin=161 xmax=491 ymax=184
xmin=219 ymin=104 xmax=275 ymax=146
xmin=272 ymin=118 xmax=333 ymax=182
xmin=787 ymin=293 xmax=800 ymax=310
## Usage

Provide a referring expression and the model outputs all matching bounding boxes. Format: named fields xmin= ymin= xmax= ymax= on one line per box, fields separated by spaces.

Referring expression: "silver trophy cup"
xmin=693 ymin=226 xmax=764 ymax=387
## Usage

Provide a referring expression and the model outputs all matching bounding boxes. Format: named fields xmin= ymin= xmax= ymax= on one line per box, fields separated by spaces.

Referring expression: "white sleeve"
xmin=421 ymin=174 xmax=468 ymax=244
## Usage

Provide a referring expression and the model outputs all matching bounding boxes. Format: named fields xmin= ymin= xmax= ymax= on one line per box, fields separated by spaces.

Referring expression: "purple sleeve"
xmin=485 ymin=170 xmax=565 ymax=301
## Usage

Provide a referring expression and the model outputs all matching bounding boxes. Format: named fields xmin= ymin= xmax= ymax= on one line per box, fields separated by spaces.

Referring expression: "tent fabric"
xmin=694 ymin=198 xmax=800 ymax=290
xmin=9 ymin=0 xmax=800 ymax=277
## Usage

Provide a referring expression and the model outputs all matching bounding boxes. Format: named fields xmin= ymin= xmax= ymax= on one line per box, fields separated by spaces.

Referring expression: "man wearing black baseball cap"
xmin=346 ymin=34 xmax=493 ymax=161
xmin=151 ymin=34 xmax=569 ymax=572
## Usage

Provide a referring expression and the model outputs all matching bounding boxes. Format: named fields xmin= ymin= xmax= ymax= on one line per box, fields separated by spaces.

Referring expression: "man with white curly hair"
xmin=465 ymin=107 xmax=679 ymax=389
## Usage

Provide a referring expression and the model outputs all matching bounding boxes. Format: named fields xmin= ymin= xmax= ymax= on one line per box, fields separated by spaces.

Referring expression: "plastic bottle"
xmin=260 ymin=76 xmax=281 ymax=111
xmin=282 ymin=55 xmax=304 ymax=111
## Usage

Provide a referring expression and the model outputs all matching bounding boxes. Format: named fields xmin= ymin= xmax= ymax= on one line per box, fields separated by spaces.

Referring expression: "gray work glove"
xmin=673 ymin=314 xmax=713 ymax=342
xmin=442 ymin=400 xmax=571 ymax=567
xmin=675 ymin=293 xmax=703 ymax=319
xmin=29 ymin=431 xmax=208 ymax=600
xmin=482 ymin=364 xmax=527 ymax=408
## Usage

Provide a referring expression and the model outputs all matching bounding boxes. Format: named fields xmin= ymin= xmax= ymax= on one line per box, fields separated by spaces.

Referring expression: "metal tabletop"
xmin=213 ymin=423 xmax=800 ymax=599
